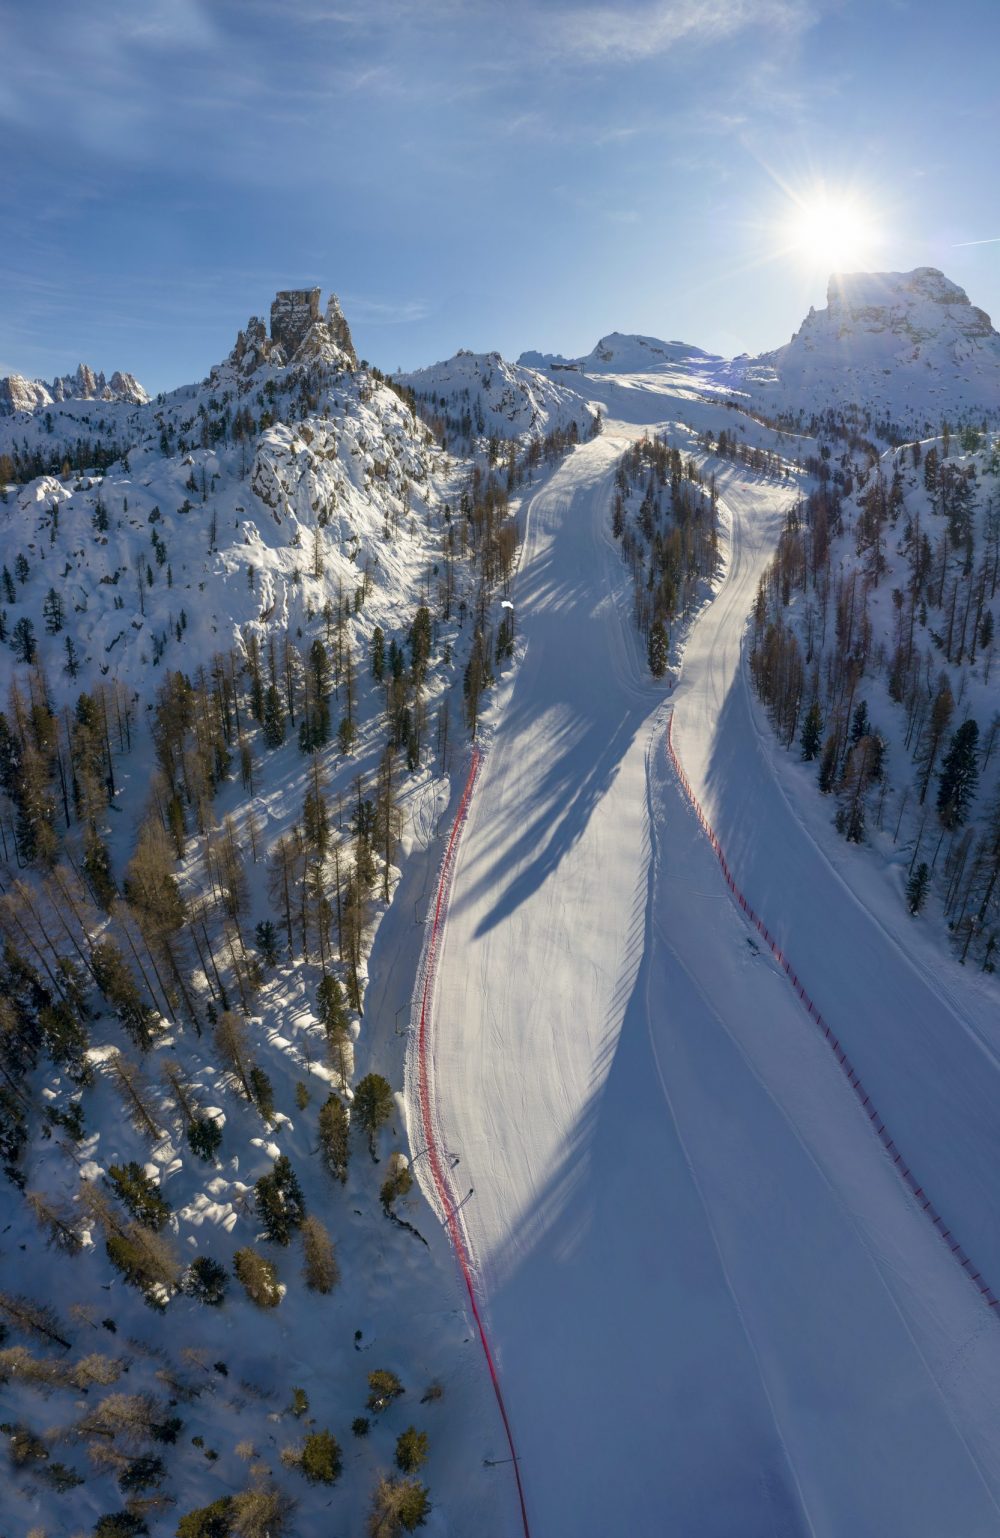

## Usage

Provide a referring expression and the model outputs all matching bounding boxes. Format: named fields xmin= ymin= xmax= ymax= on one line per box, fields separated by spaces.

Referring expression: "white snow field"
xmin=410 ymin=394 xmax=1000 ymax=1535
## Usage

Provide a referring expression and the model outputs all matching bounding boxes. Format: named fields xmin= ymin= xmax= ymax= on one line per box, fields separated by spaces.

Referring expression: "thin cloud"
xmin=953 ymin=236 xmax=1000 ymax=247
xmin=541 ymin=0 xmax=817 ymax=66
xmin=342 ymin=296 xmax=432 ymax=325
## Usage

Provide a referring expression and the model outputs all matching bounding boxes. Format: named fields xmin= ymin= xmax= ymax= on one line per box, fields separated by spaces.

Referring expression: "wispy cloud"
xmin=342 ymin=296 xmax=432 ymax=325
xmin=540 ymin=0 xmax=817 ymax=65
xmin=953 ymin=236 xmax=1000 ymax=247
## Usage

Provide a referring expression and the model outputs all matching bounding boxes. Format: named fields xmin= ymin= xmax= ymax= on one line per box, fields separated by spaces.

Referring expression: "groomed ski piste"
xmin=407 ymin=374 xmax=1000 ymax=1537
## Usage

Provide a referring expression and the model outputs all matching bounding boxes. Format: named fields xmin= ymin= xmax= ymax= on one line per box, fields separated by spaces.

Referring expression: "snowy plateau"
xmin=0 ymin=271 xmax=999 ymax=1538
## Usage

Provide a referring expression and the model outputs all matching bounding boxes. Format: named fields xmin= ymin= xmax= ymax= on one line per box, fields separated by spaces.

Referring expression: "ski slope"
xmin=411 ymin=404 xmax=1000 ymax=1536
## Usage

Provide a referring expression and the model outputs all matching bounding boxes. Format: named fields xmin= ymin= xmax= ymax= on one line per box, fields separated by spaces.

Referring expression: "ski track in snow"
xmin=409 ymin=397 xmax=1000 ymax=1536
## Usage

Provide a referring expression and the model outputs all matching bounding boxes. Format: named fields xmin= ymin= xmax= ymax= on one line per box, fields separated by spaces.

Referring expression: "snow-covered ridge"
xmin=520 ymin=331 xmax=716 ymax=376
xmin=0 ymin=362 xmax=148 ymax=416
xmin=396 ymin=348 xmax=593 ymax=443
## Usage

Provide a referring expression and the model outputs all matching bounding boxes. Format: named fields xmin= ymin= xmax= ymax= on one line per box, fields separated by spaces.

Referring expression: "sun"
xmin=783 ymin=190 xmax=880 ymax=272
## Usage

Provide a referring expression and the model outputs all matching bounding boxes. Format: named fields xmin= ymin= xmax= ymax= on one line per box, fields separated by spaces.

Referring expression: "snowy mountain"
xmin=396 ymin=347 xmax=594 ymax=447
xmin=0 ymin=362 xmax=148 ymax=416
xmin=0 ymin=291 xmax=453 ymax=707
xmin=520 ymin=331 xmax=716 ymax=376
xmin=0 ymin=288 xmax=531 ymax=1535
xmin=728 ymin=268 xmax=1000 ymax=429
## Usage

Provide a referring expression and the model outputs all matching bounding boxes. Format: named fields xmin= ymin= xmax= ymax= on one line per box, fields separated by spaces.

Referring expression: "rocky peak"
xmin=269 ymin=288 xmax=322 ymax=359
xmin=0 ymin=363 xmax=148 ymax=417
xmin=0 ymin=374 xmax=53 ymax=416
xmin=225 ymin=288 xmax=357 ymax=380
xmin=738 ymin=266 xmax=1000 ymax=424
xmin=795 ymin=268 xmax=995 ymax=349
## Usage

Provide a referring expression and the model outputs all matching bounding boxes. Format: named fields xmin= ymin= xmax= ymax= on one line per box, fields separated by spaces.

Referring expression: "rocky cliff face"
xmin=788 ymin=268 xmax=995 ymax=356
xmin=269 ymin=287 xmax=323 ymax=358
xmin=0 ymin=362 xmax=149 ymax=416
xmin=226 ymin=288 xmax=357 ymax=380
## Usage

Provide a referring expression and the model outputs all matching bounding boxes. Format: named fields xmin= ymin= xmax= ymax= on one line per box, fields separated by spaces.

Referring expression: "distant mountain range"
xmin=4 ymin=268 xmax=999 ymax=444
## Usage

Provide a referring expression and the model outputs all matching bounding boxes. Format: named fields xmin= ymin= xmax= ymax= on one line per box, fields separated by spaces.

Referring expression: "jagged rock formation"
xmin=0 ymin=363 xmax=148 ymax=416
xmin=225 ymin=288 xmax=357 ymax=380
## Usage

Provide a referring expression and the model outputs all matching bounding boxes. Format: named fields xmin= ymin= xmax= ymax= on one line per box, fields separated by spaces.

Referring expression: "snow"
xmin=4 ymin=269 xmax=1000 ymax=1533
xmin=725 ymin=268 xmax=1000 ymax=429
xmin=413 ymin=397 xmax=1000 ymax=1533
xmin=396 ymin=349 xmax=594 ymax=445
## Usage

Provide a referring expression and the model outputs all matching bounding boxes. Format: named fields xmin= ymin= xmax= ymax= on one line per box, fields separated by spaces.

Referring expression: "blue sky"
xmin=2 ymin=0 xmax=999 ymax=392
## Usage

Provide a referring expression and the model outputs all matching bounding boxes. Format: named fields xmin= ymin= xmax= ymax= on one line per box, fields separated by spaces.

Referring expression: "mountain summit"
xmin=0 ymin=362 xmax=147 ymax=416
xmin=735 ymin=266 xmax=1000 ymax=425
xmin=223 ymin=287 xmax=357 ymax=378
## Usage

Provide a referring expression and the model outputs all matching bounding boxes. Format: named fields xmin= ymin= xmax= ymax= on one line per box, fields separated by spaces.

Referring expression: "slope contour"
xmin=412 ymin=404 xmax=1000 ymax=1534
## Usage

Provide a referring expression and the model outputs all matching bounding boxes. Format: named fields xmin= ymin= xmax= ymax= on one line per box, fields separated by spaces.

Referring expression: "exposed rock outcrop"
xmin=224 ymin=288 xmax=358 ymax=381
xmin=0 ymin=363 xmax=149 ymax=416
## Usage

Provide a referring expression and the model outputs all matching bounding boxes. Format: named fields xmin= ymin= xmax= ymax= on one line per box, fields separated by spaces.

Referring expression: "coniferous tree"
xmin=916 ymin=674 xmax=954 ymax=804
xmin=254 ymin=1154 xmax=305 ymax=1245
xmin=255 ymin=920 xmax=279 ymax=967
xmin=366 ymin=1474 xmax=430 ymax=1535
xmin=354 ymin=1073 xmax=394 ymax=1160
xmin=799 ymin=700 xmax=823 ymax=761
xmin=371 ymin=625 xmax=385 ymax=682
xmin=10 ymin=616 xmax=36 ymax=664
xmin=262 ymin=684 xmax=286 ymax=748
xmin=906 ymin=861 xmax=930 ymax=914
xmin=233 ymin=1246 xmax=281 ymax=1308
xmin=183 ymin=1255 xmax=229 ymax=1306
xmin=300 ymin=1429 xmax=342 ymax=1484
xmin=936 ymin=719 xmax=980 ymax=830
xmin=301 ymin=1214 xmax=339 ymax=1293
xmin=817 ymin=732 xmax=839 ymax=794
xmin=42 ymin=588 xmax=64 ymax=634
xmin=107 ymin=1162 xmax=170 ymax=1230
xmin=394 ymin=1427 xmax=429 ymax=1474
xmin=647 ymin=620 xmax=668 ymax=678
xmin=318 ymin=1093 xmax=350 ymax=1183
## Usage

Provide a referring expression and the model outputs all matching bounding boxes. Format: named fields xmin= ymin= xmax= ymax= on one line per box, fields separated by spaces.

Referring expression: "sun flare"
xmin=784 ymin=191 xmax=879 ymax=271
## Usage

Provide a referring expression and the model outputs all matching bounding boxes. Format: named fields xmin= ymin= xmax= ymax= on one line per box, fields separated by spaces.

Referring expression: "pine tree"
xmin=367 ymin=1369 xmax=404 ymax=1412
xmin=254 ymin=1154 xmax=305 ymax=1245
xmin=906 ymin=861 xmax=930 ymax=915
xmin=262 ymin=684 xmax=286 ymax=748
xmin=647 ymin=620 xmax=668 ymax=678
xmin=371 ymin=625 xmax=385 ymax=682
xmin=183 ymin=1255 xmax=229 ymax=1306
xmin=107 ymin=1162 xmax=170 ymax=1230
xmin=817 ymin=732 xmax=839 ymax=793
xmin=187 ymin=1116 xmax=222 ymax=1162
xmin=937 ymin=719 xmax=980 ymax=830
xmin=42 ymin=588 xmax=64 ymax=634
xmin=300 ymin=1214 xmax=339 ymax=1293
xmin=799 ymin=700 xmax=823 ymax=761
xmin=354 ymin=1073 xmax=395 ymax=1160
xmin=394 ymin=1427 xmax=429 ymax=1474
xmin=366 ymin=1474 xmax=431 ymax=1535
xmin=317 ymin=974 xmax=347 ymax=1040
xmin=916 ymin=674 xmax=954 ymax=804
xmin=318 ymin=1093 xmax=350 ymax=1183
xmin=849 ymin=698 xmax=869 ymax=746
xmin=10 ymin=616 xmax=36 ymax=664
xmin=255 ymin=920 xmax=279 ymax=967
xmin=233 ymin=1246 xmax=281 ymax=1308
xmin=300 ymin=1430 xmax=342 ymax=1484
